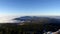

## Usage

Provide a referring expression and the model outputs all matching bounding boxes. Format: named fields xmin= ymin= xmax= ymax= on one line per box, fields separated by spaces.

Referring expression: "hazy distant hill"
xmin=13 ymin=16 xmax=60 ymax=24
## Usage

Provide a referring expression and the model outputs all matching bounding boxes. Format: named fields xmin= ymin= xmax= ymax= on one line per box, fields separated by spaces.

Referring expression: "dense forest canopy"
xmin=0 ymin=16 xmax=60 ymax=34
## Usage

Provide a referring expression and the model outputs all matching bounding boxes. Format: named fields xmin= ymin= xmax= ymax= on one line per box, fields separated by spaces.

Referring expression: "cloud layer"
xmin=0 ymin=16 xmax=20 ymax=23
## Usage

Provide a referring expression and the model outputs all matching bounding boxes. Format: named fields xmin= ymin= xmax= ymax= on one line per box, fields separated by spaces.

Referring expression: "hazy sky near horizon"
xmin=0 ymin=0 xmax=60 ymax=23
xmin=0 ymin=0 xmax=60 ymax=16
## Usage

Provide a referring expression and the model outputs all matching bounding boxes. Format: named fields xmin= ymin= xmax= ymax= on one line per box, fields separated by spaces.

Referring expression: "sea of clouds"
xmin=0 ymin=16 xmax=20 ymax=23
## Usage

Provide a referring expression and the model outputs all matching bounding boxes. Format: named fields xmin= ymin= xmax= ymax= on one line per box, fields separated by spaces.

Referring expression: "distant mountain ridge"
xmin=13 ymin=16 xmax=60 ymax=24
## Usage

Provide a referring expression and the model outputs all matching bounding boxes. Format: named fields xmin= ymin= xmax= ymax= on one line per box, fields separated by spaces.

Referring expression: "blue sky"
xmin=0 ymin=0 xmax=60 ymax=16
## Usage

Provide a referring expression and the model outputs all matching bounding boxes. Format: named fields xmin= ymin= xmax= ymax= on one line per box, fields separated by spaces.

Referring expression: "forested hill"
xmin=14 ymin=16 xmax=60 ymax=24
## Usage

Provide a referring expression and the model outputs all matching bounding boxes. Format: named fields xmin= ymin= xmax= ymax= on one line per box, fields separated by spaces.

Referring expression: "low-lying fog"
xmin=0 ymin=16 xmax=60 ymax=23
xmin=0 ymin=16 xmax=20 ymax=23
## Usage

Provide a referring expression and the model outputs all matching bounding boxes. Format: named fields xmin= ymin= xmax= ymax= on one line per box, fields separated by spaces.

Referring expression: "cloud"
xmin=0 ymin=16 xmax=20 ymax=23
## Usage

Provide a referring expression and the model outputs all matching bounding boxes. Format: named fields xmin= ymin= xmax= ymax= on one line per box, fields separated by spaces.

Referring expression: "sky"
xmin=0 ymin=0 xmax=60 ymax=23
